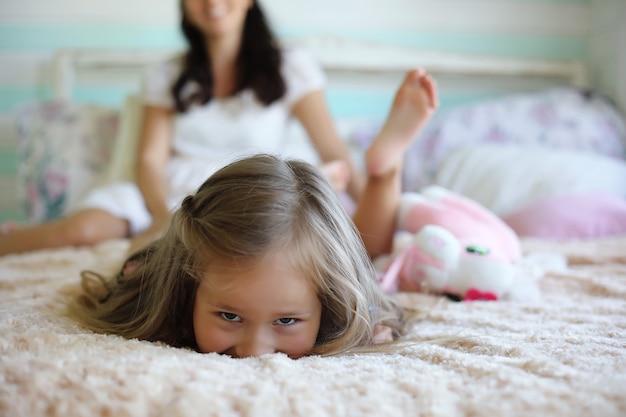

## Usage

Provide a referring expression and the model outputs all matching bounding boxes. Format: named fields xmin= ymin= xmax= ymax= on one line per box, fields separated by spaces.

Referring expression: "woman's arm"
xmin=292 ymin=90 xmax=365 ymax=201
xmin=135 ymin=105 xmax=173 ymax=226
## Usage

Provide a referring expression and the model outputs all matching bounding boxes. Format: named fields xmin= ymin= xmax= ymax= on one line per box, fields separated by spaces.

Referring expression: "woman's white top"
xmin=76 ymin=48 xmax=325 ymax=234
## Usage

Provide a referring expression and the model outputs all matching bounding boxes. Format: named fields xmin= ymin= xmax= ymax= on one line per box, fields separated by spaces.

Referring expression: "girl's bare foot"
xmin=319 ymin=160 xmax=351 ymax=193
xmin=366 ymin=68 xmax=439 ymax=177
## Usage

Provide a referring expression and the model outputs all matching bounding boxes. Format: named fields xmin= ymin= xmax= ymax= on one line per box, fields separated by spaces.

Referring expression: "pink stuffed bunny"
xmin=376 ymin=186 xmax=521 ymax=301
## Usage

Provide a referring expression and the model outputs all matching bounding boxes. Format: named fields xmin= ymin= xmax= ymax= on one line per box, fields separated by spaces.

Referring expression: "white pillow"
xmin=102 ymin=94 xmax=143 ymax=184
xmin=434 ymin=145 xmax=626 ymax=216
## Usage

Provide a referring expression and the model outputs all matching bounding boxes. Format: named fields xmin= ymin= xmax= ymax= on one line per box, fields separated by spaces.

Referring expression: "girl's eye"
xmin=219 ymin=312 xmax=241 ymax=322
xmin=274 ymin=318 xmax=297 ymax=326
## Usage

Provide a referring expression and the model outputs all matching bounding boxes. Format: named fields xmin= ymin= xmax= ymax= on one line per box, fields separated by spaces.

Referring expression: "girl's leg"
xmin=353 ymin=168 xmax=402 ymax=258
xmin=0 ymin=209 xmax=130 ymax=256
xmin=353 ymin=69 xmax=438 ymax=258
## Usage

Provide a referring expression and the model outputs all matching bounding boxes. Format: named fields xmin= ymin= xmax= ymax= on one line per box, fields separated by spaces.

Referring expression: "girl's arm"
xmin=135 ymin=105 xmax=173 ymax=228
xmin=292 ymin=90 xmax=365 ymax=201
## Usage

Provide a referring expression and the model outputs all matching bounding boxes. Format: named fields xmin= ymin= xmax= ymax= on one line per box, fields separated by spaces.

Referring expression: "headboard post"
xmin=53 ymin=50 xmax=74 ymax=101
xmin=51 ymin=49 xmax=179 ymax=102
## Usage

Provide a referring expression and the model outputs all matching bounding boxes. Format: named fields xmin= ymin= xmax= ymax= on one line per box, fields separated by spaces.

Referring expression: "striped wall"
xmin=589 ymin=0 xmax=626 ymax=114
xmin=0 ymin=0 xmax=612 ymax=222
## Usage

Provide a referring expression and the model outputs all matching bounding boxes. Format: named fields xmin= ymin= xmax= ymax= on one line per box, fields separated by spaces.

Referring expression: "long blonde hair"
xmin=74 ymin=154 xmax=405 ymax=355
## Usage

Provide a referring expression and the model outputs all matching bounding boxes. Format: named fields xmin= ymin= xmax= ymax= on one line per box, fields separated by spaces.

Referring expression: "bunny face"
xmin=383 ymin=186 xmax=521 ymax=300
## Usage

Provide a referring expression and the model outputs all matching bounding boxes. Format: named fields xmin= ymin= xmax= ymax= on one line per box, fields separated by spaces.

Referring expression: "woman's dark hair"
xmin=172 ymin=2 xmax=286 ymax=112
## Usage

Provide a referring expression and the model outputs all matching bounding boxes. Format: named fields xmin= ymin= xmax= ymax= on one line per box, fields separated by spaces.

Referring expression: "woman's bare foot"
xmin=365 ymin=68 xmax=439 ymax=177
xmin=319 ymin=160 xmax=351 ymax=193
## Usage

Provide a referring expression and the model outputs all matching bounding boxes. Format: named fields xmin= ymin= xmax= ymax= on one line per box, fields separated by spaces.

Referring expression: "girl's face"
xmin=193 ymin=252 xmax=322 ymax=358
xmin=182 ymin=0 xmax=253 ymax=39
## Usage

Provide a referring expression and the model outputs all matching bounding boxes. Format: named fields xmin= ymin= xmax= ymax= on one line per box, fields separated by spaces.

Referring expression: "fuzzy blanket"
xmin=1 ymin=237 xmax=625 ymax=417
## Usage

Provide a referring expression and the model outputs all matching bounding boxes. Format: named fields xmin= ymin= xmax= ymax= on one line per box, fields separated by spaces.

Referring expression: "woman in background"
xmin=0 ymin=0 xmax=362 ymax=256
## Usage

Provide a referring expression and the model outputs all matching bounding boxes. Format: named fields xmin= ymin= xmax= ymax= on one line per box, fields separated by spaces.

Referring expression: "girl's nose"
xmin=235 ymin=330 xmax=275 ymax=358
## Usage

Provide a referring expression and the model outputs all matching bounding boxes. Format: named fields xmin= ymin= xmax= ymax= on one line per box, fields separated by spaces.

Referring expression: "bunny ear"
xmin=80 ymin=270 xmax=112 ymax=303
xmin=377 ymin=249 xmax=408 ymax=292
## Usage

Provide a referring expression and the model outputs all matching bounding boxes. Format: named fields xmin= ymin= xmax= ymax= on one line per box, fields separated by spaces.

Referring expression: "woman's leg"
xmin=353 ymin=69 xmax=439 ymax=258
xmin=0 ymin=209 xmax=130 ymax=256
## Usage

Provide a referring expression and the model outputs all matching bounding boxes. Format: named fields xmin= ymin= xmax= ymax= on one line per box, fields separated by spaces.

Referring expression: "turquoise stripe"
xmin=0 ymin=210 xmax=25 ymax=223
xmin=0 ymin=149 xmax=17 ymax=175
xmin=0 ymin=86 xmax=53 ymax=112
xmin=0 ymin=85 xmax=132 ymax=112
xmin=438 ymin=93 xmax=515 ymax=110
xmin=0 ymin=25 xmax=185 ymax=50
xmin=73 ymin=87 xmax=135 ymax=107
xmin=280 ymin=30 xmax=588 ymax=61
xmin=327 ymin=91 xmax=512 ymax=119
xmin=0 ymin=84 xmax=529 ymax=119
xmin=0 ymin=25 xmax=587 ymax=61
xmin=327 ymin=91 xmax=393 ymax=119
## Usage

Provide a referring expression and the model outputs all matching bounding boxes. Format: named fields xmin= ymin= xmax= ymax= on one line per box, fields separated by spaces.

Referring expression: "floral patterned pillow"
xmin=14 ymin=101 xmax=120 ymax=223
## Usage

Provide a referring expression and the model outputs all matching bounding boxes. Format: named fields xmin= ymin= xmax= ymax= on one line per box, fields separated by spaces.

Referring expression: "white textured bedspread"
xmin=1 ymin=237 xmax=625 ymax=417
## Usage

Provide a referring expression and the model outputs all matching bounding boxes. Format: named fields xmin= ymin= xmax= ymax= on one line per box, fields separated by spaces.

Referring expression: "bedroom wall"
xmin=589 ymin=0 xmax=626 ymax=115
xmin=0 ymin=0 xmax=600 ymax=222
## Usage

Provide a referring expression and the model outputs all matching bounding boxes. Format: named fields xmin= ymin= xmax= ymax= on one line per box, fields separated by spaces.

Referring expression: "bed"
xmin=2 ymin=37 xmax=626 ymax=417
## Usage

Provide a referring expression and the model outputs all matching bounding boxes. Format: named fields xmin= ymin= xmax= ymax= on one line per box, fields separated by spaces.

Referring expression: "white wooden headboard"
xmin=286 ymin=37 xmax=586 ymax=82
xmin=52 ymin=36 xmax=587 ymax=101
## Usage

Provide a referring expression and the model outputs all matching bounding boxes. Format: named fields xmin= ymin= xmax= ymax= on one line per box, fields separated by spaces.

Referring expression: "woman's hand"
xmin=127 ymin=216 xmax=169 ymax=255
xmin=292 ymin=90 xmax=366 ymax=201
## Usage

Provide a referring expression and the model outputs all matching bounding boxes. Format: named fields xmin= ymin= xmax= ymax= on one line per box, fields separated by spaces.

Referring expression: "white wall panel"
xmin=619 ymin=22 xmax=626 ymax=115
xmin=0 ymin=114 xmax=15 ymax=148
xmin=0 ymin=113 xmax=18 ymax=215
xmin=590 ymin=0 xmax=626 ymax=114
xmin=261 ymin=0 xmax=590 ymax=36
xmin=1 ymin=0 xmax=590 ymax=36
xmin=0 ymin=177 xmax=18 ymax=212
xmin=0 ymin=52 xmax=53 ymax=84
xmin=0 ymin=0 xmax=179 ymax=25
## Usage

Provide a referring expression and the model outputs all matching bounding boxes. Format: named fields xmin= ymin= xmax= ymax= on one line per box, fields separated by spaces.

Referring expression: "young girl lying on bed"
xmin=74 ymin=69 xmax=439 ymax=358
